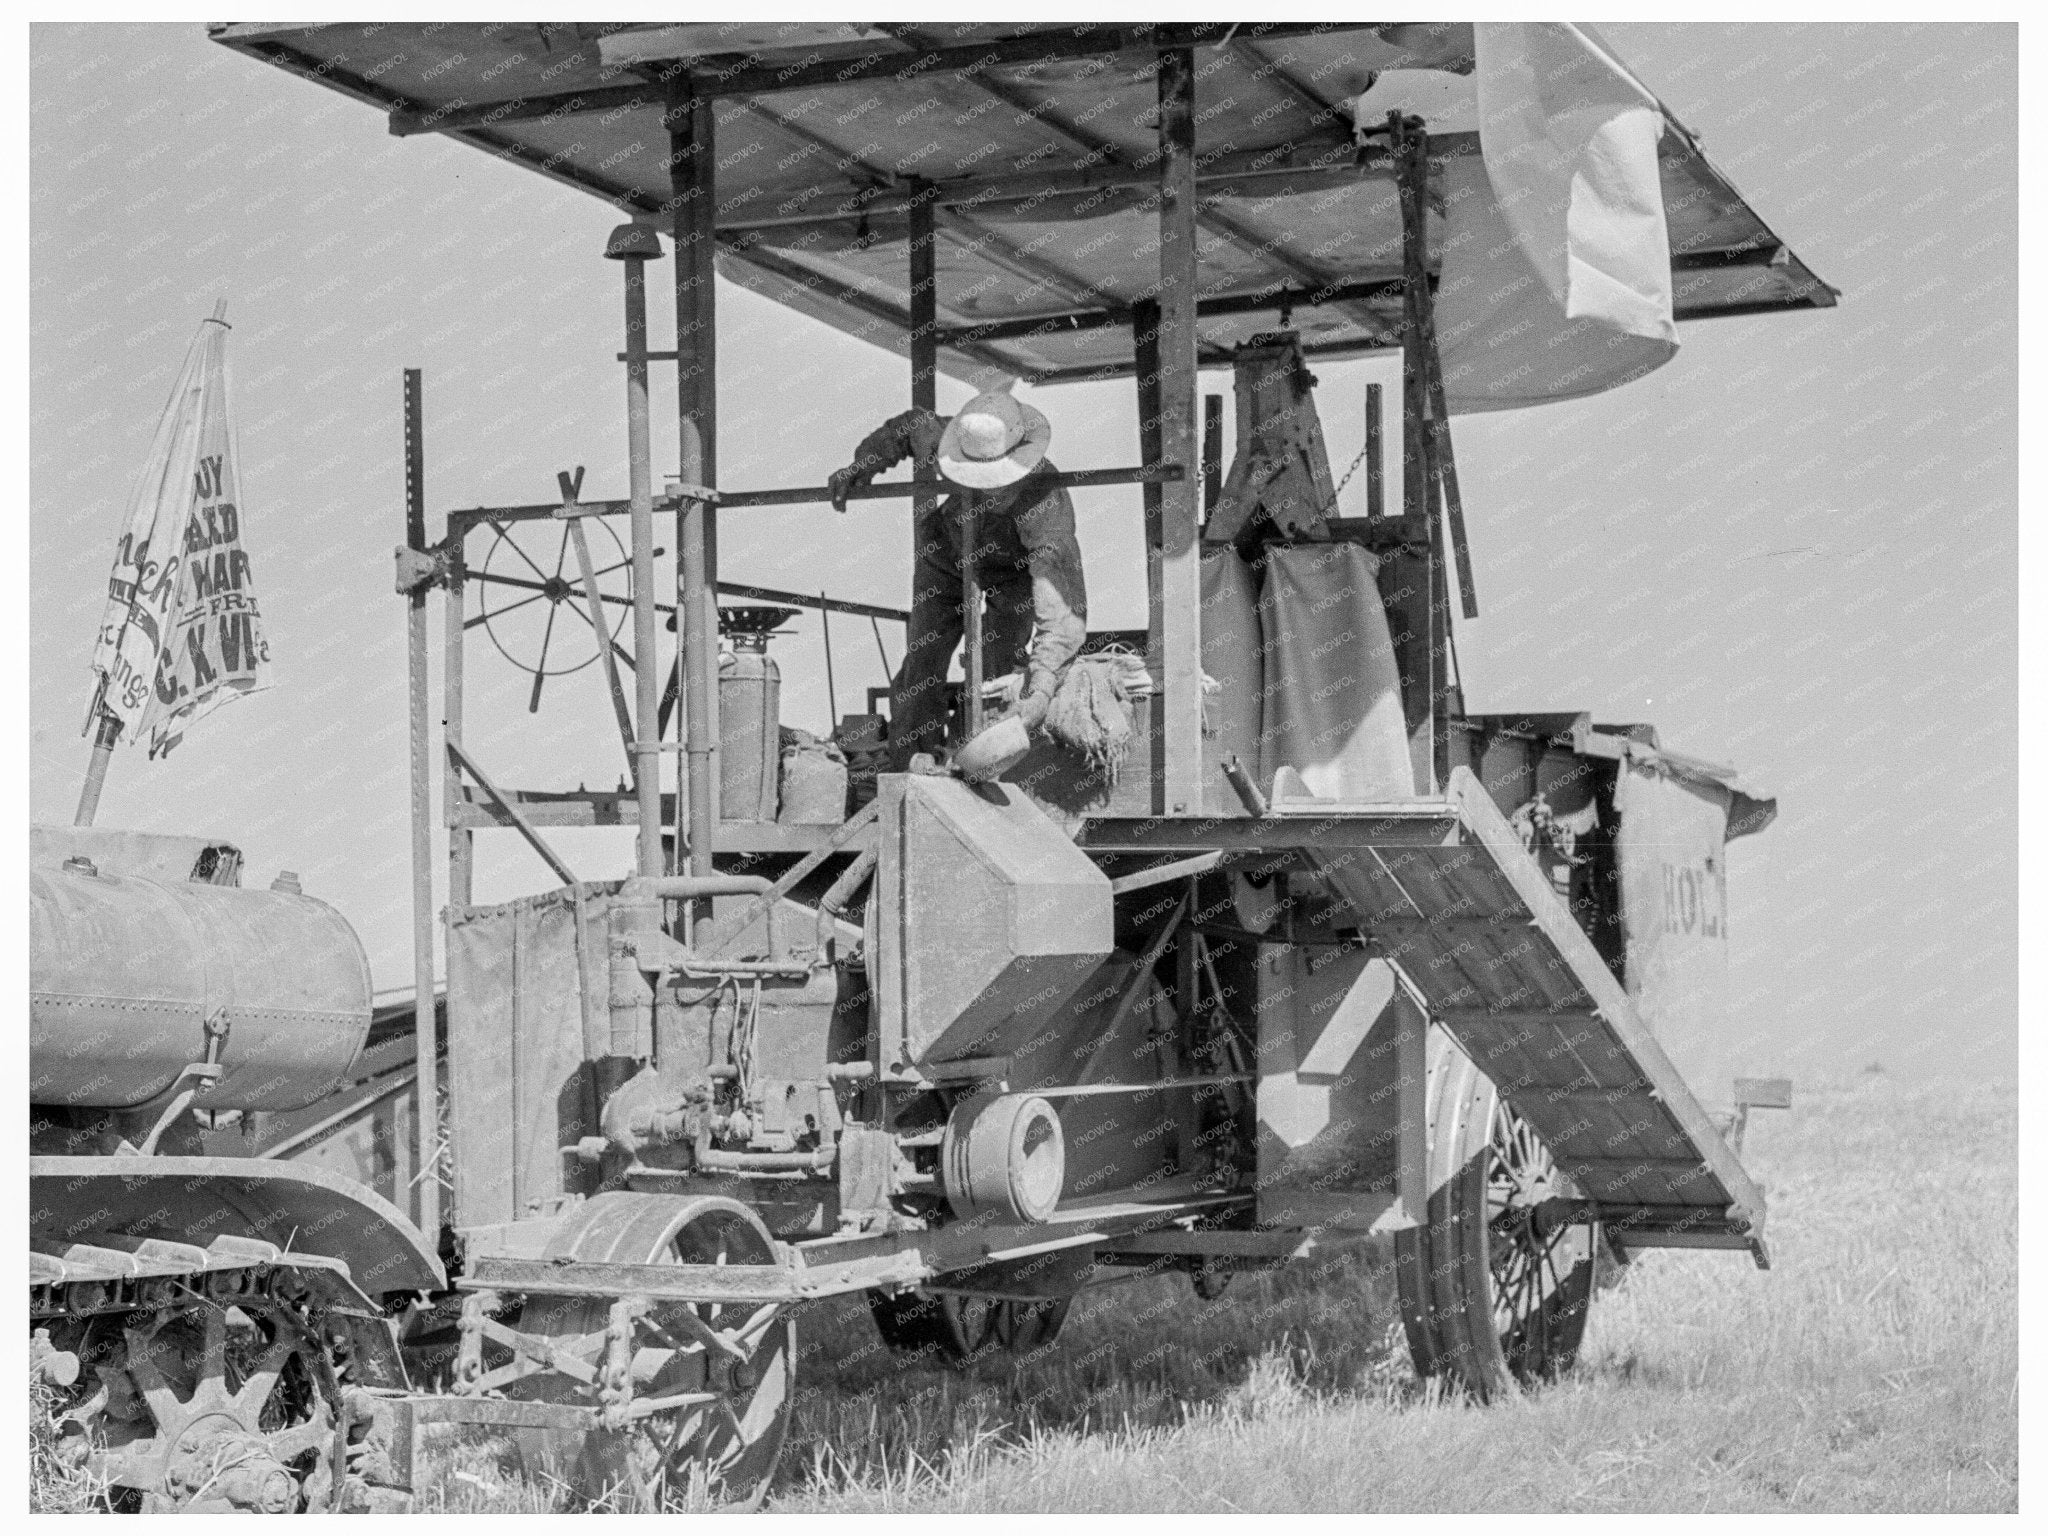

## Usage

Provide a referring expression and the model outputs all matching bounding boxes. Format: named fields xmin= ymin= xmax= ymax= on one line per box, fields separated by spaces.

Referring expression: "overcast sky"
xmin=28 ymin=22 xmax=2016 ymax=1089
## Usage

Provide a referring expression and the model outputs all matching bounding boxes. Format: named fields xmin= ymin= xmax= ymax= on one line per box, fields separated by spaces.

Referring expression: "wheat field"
xmin=33 ymin=1072 xmax=2016 ymax=1513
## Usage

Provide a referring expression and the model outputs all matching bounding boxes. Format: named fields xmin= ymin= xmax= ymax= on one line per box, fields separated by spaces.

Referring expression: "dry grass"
xmin=769 ymin=1072 xmax=2016 ymax=1513
xmin=35 ymin=1073 xmax=2016 ymax=1513
xmin=28 ymin=1377 xmax=113 ymax=1514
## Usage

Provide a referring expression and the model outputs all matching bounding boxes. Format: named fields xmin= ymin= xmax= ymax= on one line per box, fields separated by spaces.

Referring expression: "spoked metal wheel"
xmin=513 ymin=1194 xmax=795 ymax=1509
xmin=867 ymin=1291 xmax=1072 ymax=1366
xmin=1395 ymin=1030 xmax=1599 ymax=1399
xmin=469 ymin=516 xmax=631 ymax=712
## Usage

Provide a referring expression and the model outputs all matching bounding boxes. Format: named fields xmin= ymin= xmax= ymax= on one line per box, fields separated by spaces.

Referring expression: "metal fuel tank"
xmin=30 ymin=855 xmax=372 ymax=1112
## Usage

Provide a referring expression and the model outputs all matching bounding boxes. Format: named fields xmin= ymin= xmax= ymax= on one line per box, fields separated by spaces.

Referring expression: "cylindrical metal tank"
xmin=30 ymin=864 xmax=372 ymax=1112
xmin=719 ymin=647 xmax=781 ymax=822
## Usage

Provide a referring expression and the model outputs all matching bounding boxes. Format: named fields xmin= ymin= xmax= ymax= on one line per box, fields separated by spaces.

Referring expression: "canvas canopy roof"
xmin=212 ymin=21 xmax=1836 ymax=388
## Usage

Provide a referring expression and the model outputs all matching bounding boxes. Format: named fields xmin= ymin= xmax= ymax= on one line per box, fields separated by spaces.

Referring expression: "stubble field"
xmin=412 ymin=1070 xmax=2016 ymax=1514
xmin=31 ymin=1072 xmax=2016 ymax=1513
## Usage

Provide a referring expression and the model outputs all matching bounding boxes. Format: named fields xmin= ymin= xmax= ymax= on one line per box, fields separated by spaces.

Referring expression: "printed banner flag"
xmin=87 ymin=309 xmax=271 ymax=758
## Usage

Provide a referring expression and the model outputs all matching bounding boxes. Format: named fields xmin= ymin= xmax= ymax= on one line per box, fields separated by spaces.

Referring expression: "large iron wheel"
xmin=867 ymin=1290 xmax=1071 ymax=1366
xmin=1395 ymin=1030 xmax=1599 ymax=1399
xmin=44 ymin=1296 xmax=348 ymax=1512
xmin=515 ymin=1194 xmax=795 ymax=1509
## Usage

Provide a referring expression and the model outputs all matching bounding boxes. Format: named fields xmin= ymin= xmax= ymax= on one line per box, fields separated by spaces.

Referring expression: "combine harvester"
xmin=32 ymin=22 xmax=1829 ymax=1510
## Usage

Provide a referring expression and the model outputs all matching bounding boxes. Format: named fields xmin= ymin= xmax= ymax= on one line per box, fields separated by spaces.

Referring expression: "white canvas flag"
xmin=1435 ymin=22 xmax=1679 ymax=411
xmin=87 ymin=311 xmax=272 ymax=757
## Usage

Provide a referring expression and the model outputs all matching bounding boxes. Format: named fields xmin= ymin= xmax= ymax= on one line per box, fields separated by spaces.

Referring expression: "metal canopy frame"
xmin=214 ymin=22 xmax=1836 ymax=388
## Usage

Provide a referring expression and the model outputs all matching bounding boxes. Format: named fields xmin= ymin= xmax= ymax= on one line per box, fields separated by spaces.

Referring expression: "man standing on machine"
xmin=827 ymin=389 xmax=1088 ymax=771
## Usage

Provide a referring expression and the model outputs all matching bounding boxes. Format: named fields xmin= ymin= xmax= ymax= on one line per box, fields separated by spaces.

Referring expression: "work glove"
xmin=827 ymin=464 xmax=873 ymax=513
xmin=1014 ymin=688 xmax=1053 ymax=733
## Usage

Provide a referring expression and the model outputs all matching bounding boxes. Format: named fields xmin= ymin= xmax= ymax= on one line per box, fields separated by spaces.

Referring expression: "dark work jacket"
xmin=849 ymin=408 xmax=1088 ymax=697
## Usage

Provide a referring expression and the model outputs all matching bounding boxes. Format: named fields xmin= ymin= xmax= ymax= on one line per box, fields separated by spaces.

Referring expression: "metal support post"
xmin=1133 ymin=296 xmax=1166 ymax=813
xmin=1382 ymin=114 xmax=1439 ymax=794
xmin=401 ymin=369 xmax=441 ymax=1241
xmin=618 ymin=241 xmax=665 ymax=878
xmin=1365 ymin=381 xmax=1384 ymax=520
xmin=443 ymin=520 xmax=471 ymax=909
xmin=1202 ymin=393 xmax=1224 ymax=515
xmin=1155 ymin=47 xmax=1203 ymax=816
xmin=908 ymin=185 xmax=964 ymax=738
xmin=668 ymin=83 xmax=719 ymax=930
xmin=1393 ymin=991 xmax=1428 ymax=1230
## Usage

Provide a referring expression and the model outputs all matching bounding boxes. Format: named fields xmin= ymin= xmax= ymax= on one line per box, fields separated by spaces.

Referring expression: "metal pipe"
xmin=646 ymin=873 xmax=778 ymax=961
xmin=1220 ymin=752 xmax=1268 ymax=816
xmin=820 ymin=589 xmax=839 ymax=725
xmin=814 ymin=845 xmax=878 ymax=954
xmin=669 ymin=82 xmax=719 ymax=932
xmin=646 ymin=875 xmax=772 ymax=901
xmin=402 ymin=368 xmax=441 ymax=1240
xmin=621 ymin=251 xmax=663 ymax=877
xmin=439 ymin=464 xmax=1182 ymax=524
xmin=695 ymin=1146 xmax=835 ymax=1173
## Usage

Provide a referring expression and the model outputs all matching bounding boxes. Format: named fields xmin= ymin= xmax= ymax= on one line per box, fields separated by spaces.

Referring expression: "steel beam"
xmin=1155 ymin=49 xmax=1203 ymax=817
xmin=717 ymin=135 xmax=1377 ymax=234
xmin=664 ymin=22 xmax=1378 ymax=99
xmin=717 ymin=235 xmax=1023 ymax=383
xmin=401 ymin=370 xmax=439 ymax=1242
xmin=907 ymin=180 xmax=942 ymax=742
xmin=669 ymin=82 xmax=720 ymax=898
xmin=938 ymin=276 xmax=1405 ymax=347
xmin=619 ymin=248 xmax=664 ymax=877
xmin=1074 ymin=809 xmax=1461 ymax=853
xmin=1383 ymin=116 xmax=1437 ymax=794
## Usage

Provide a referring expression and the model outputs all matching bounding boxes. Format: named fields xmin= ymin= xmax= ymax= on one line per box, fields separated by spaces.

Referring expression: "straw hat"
xmin=937 ymin=390 xmax=1051 ymax=489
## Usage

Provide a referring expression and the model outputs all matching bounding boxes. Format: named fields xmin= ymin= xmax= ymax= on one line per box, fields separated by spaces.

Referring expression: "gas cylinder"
xmin=718 ymin=607 xmax=794 ymax=822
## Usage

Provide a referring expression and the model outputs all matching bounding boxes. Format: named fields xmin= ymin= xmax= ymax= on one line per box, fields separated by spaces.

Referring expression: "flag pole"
xmin=76 ymin=299 xmax=233 ymax=826
xmin=74 ymin=700 xmax=121 ymax=827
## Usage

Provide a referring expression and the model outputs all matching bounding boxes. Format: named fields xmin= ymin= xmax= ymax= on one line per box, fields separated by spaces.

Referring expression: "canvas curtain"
xmin=1436 ymin=22 xmax=1679 ymax=412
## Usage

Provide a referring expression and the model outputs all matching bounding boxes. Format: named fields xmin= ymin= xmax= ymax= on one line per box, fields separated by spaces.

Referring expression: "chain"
xmin=1320 ymin=436 xmax=1375 ymax=519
